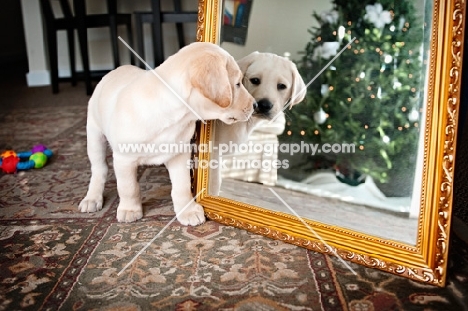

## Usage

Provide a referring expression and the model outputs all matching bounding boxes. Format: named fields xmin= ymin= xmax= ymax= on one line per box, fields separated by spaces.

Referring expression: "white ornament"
xmin=312 ymin=42 xmax=340 ymax=61
xmin=320 ymin=10 xmax=339 ymax=24
xmin=321 ymin=84 xmax=329 ymax=96
xmin=338 ymin=26 xmax=346 ymax=41
xmin=384 ymin=54 xmax=393 ymax=63
xmin=377 ymin=87 xmax=382 ymax=99
xmin=408 ymin=108 xmax=419 ymax=122
xmin=314 ymin=108 xmax=328 ymax=124
xmin=399 ymin=17 xmax=406 ymax=29
xmin=364 ymin=3 xmax=392 ymax=28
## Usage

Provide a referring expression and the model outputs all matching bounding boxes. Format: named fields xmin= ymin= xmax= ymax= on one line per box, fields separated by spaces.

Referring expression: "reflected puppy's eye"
xmin=250 ymin=78 xmax=260 ymax=85
xmin=277 ymin=83 xmax=287 ymax=90
xmin=236 ymin=82 xmax=241 ymax=87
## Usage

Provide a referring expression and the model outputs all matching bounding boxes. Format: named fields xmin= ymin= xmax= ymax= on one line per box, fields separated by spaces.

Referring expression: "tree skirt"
xmin=277 ymin=171 xmax=412 ymax=215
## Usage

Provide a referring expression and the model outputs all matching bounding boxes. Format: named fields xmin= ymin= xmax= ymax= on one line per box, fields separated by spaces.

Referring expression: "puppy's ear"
xmin=236 ymin=51 xmax=260 ymax=74
xmin=191 ymin=53 xmax=232 ymax=108
xmin=289 ymin=62 xmax=307 ymax=109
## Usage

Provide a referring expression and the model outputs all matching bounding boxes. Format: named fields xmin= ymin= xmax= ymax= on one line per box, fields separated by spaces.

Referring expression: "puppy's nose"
xmin=256 ymin=98 xmax=273 ymax=114
xmin=253 ymin=101 xmax=258 ymax=111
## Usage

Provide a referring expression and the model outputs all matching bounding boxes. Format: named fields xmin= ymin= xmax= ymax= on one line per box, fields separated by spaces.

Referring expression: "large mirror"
xmin=194 ymin=0 xmax=465 ymax=286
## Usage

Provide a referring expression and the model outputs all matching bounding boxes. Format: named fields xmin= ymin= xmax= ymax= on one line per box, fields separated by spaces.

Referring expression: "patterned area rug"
xmin=0 ymin=84 xmax=467 ymax=310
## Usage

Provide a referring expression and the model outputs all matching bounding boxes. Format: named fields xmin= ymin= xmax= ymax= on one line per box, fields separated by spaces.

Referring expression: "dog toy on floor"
xmin=0 ymin=144 xmax=53 ymax=174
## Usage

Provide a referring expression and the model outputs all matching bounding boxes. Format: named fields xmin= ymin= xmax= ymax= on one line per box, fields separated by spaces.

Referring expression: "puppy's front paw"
xmin=117 ymin=204 xmax=143 ymax=223
xmin=176 ymin=202 xmax=206 ymax=226
xmin=79 ymin=196 xmax=103 ymax=213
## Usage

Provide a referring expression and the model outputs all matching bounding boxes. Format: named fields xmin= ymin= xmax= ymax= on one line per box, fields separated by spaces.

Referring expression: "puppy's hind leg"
xmin=79 ymin=122 xmax=108 ymax=213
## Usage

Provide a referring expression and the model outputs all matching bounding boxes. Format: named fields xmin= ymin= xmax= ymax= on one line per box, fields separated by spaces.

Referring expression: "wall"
xmin=0 ymin=0 xmax=27 ymax=65
xmin=221 ymin=0 xmax=332 ymax=61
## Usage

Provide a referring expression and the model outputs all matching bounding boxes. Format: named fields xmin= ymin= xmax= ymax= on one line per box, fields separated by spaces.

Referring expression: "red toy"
xmin=0 ymin=144 xmax=53 ymax=174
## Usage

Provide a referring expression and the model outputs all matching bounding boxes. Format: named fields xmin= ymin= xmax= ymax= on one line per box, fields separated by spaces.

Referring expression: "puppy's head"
xmin=237 ymin=52 xmax=307 ymax=120
xmin=189 ymin=43 xmax=255 ymax=124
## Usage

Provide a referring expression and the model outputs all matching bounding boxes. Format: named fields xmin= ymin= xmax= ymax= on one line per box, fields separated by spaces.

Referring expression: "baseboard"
xmin=26 ymin=70 xmax=50 ymax=86
xmin=26 ymin=69 xmax=112 ymax=87
xmin=25 ymin=69 xmax=84 ymax=86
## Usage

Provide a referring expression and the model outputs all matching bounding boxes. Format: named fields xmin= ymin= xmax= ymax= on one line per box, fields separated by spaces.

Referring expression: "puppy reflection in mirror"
xmin=212 ymin=52 xmax=307 ymax=195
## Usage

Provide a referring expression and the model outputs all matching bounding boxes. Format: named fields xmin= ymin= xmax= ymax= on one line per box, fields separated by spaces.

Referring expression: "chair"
xmin=134 ymin=0 xmax=198 ymax=68
xmin=40 ymin=0 xmax=77 ymax=94
xmin=40 ymin=0 xmax=134 ymax=95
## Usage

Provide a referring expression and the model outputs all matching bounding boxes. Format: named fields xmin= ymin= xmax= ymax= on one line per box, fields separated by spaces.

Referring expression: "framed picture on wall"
xmin=222 ymin=0 xmax=253 ymax=45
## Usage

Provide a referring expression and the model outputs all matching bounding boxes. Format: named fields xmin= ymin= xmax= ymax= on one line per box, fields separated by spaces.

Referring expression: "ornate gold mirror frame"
xmin=194 ymin=0 xmax=465 ymax=286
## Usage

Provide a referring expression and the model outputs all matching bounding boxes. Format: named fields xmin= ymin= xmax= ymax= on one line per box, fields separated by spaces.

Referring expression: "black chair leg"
xmin=66 ymin=28 xmax=77 ymax=86
xmin=77 ymin=27 xmax=92 ymax=95
xmin=126 ymin=19 xmax=135 ymax=65
xmin=109 ymin=16 xmax=120 ymax=68
xmin=151 ymin=0 xmax=164 ymax=67
xmin=135 ymin=13 xmax=146 ymax=69
xmin=48 ymin=29 xmax=59 ymax=94
xmin=175 ymin=24 xmax=185 ymax=48
xmin=174 ymin=0 xmax=186 ymax=48
xmin=75 ymin=0 xmax=92 ymax=95
xmin=107 ymin=0 xmax=120 ymax=68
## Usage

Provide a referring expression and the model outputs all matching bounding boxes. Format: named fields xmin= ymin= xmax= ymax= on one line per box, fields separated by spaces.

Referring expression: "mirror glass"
xmin=208 ymin=0 xmax=432 ymax=245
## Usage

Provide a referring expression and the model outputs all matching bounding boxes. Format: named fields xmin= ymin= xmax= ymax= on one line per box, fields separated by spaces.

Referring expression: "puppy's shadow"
xmin=140 ymin=168 xmax=173 ymax=217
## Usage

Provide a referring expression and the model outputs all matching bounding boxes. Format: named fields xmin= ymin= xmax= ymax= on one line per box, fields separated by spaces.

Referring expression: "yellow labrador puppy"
xmin=217 ymin=52 xmax=306 ymax=141
xmin=211 ymin=52 xmax=307 ymax=195
xmin=79 ymin=42 xmax=255 ymax=225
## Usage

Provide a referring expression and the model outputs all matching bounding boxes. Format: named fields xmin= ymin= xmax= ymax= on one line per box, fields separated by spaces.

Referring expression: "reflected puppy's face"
xmin=237 ymin=52 xmax=307 ymax=119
